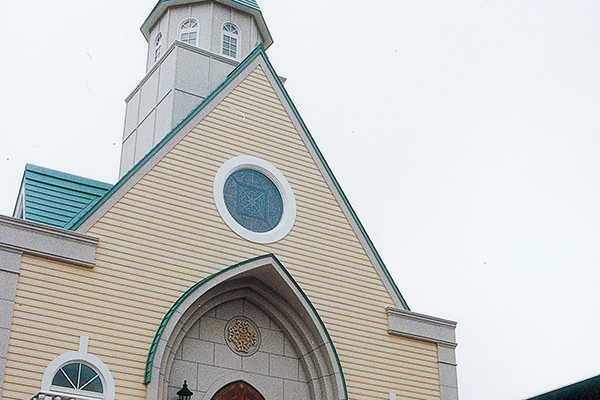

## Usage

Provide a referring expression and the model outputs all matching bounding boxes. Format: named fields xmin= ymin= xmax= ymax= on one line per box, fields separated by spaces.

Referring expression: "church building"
xmin=0 ymin=1 xmax=459 ymax=399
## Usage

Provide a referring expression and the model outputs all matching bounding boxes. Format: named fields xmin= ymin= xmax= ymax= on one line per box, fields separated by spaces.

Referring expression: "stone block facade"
xmin=168 ymin=298 xmax=312 ymax=399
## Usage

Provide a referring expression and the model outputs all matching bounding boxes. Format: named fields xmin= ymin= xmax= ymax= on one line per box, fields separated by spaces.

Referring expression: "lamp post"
xmin=177 ymin=380 xmax=193 ymax=400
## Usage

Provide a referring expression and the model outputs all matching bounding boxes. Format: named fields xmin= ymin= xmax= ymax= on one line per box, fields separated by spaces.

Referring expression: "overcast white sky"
xmin=1 ymin=1 xmax=599 ymax=399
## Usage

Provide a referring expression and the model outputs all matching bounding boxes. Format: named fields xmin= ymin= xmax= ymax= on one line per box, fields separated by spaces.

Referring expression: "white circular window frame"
xmin=214 ymin=156 xmax=296 ymax=244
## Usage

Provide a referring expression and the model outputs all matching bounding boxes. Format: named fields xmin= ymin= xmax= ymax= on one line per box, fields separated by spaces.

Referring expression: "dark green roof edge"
xmin=143 ymin=253 xmax=348 ymax=400
xmin=64 ymin=197 xmax=106 ymax=230
xmin=231 ymin=0 xmax=260 ymax=11
xmin=66 ymin=45 xmax=265 ymax=231
xmin=259 ymin=53 xmax=411 ymax=311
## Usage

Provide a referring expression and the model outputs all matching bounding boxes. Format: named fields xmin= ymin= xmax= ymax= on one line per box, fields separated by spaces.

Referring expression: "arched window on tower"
xmin=222 ymin=23 xmax=239 ymax=59
xmin=180 ymin=19 xmax=198 ymax=46
xmin=154 ymin=32 xmax=162 ymax=62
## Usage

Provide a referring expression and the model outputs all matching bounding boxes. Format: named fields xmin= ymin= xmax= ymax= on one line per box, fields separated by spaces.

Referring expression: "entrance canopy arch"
xmin=144 ymin=254 xmax=347 ymax=400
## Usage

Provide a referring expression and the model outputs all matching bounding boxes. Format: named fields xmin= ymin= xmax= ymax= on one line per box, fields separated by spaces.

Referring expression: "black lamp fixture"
xmin=177 ymin=380 xmax=193 ymax=400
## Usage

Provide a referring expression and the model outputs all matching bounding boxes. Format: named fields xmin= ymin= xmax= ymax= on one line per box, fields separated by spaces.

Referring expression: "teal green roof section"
xmin=14 ymin=164 xmax=113 ymax=229
xmin=228 ymin=0 xmax=260 ymax=11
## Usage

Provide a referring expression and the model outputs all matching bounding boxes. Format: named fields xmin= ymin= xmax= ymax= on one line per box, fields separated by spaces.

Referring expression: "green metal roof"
xmin=13 ymin=164 xmax=113 ymax=229
xmin=230 ymin=0 xmax=260 ymax=11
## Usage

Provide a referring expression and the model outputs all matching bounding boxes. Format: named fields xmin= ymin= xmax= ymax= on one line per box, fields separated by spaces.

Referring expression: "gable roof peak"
xmin=68 ymin=45 xmax=410 ymax=311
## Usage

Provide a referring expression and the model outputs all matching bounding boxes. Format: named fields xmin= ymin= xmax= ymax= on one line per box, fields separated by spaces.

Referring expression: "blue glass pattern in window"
xmin=223 ymin=169 xmax=283 ymax=232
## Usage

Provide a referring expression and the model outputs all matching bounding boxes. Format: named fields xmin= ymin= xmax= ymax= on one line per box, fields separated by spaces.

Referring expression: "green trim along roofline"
xmin=140 ymin=0 xmax=272 ymax=49
xmin=143 ymin=253 xmax=348 ymax=399
xmin=65 ymin=44 xmax=410 ymax=310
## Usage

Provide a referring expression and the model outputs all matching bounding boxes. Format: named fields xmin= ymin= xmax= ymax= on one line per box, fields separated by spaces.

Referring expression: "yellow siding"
xmin=3 ymin=66 xmax=440 ymax=400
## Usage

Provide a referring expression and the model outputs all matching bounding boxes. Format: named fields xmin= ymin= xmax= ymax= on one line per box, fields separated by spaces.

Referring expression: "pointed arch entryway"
xmin=144 ymin=254 xmax=347 ymax=400
xmin=211 ymin=381 xmax=265 ymax=400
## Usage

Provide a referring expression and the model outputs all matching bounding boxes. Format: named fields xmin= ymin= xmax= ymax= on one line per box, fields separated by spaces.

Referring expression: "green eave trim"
xmin=143 ymin=254 xmax=348 ymax=400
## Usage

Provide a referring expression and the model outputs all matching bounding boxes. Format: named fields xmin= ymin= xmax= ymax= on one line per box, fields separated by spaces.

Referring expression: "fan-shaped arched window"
xmin=39 ymin=337 xmax=115 ymax=400
xmin=51 ymin=362 xmax=104 ymax=396
xmin=222 ymin=23 xmax=239 ymax=59
xmin=180 ymin=19 xmax=198 ymax=46
xmin=154 ymin=32 xmax=163 ymax=62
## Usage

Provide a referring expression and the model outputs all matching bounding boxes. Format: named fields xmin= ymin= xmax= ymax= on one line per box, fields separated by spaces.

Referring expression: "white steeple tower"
xmin=119 ymin=0 xmax=273 ymax=178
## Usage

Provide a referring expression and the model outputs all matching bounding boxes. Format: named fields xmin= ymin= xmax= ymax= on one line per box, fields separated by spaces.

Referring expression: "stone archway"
xmin=211 ymin=381 xmax=265 ymax=400
xmin=144 ymin=254 xmax=347 ymax=400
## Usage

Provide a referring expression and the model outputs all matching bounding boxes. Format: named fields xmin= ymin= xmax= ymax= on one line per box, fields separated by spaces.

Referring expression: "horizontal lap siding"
xmin=3 ymin=66 xmax=439 ymax=400
xmin=3 ymin=256 xmax=150 ymax=400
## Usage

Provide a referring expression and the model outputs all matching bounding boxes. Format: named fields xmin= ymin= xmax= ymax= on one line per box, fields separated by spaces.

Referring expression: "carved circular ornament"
xmin=225 ymin=317 xmax=261 ymax=356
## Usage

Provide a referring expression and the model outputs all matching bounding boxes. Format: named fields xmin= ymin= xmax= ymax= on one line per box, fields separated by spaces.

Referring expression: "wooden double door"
xmin=211 ymin=381 xmax=265 ymax=400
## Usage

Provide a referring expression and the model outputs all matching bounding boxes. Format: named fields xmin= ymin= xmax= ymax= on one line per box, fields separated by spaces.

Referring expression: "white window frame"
xmin=213 ymin=155 xmax=296 ymax=244
xmin=154 ymin=32 xmax=163 ymax=63
xmin=41 ymin=337 xmax=115 ymax=400
xmin=221 ymin=22 xmax=240 ymax=60
xmin=179 ymin=19 xmax=199 ymax=46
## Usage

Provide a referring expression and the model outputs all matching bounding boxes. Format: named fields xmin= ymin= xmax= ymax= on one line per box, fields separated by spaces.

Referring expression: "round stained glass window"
xmin=223 ymin=169 xmax=283 ymax=233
